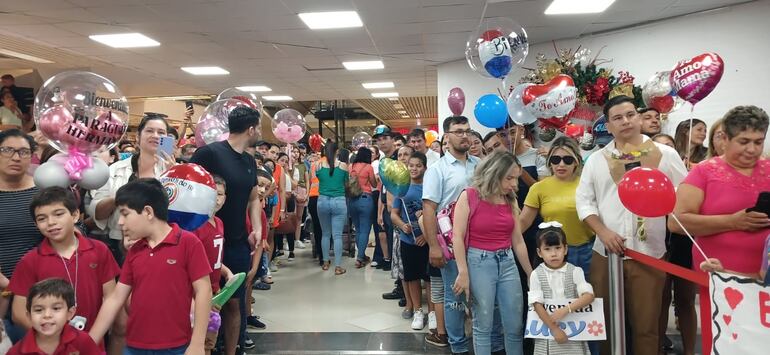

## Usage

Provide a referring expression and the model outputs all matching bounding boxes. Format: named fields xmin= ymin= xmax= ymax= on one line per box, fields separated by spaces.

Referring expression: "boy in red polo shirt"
xmin=88 ymin=178 xmax=212 ymax=355
xmin=7 ymin=278 xmax=100 ymax=355
xmin=8 ymin=187 xmax=120 ymax=335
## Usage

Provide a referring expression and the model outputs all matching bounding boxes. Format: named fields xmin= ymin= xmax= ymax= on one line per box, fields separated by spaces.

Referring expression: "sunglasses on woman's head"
xmin=549 ymin=155 xmax=576 ymax=165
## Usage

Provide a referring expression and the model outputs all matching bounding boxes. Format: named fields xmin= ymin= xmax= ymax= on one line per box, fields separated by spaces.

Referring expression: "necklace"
xmin=58 ymin=238 xmax=79 ymax=307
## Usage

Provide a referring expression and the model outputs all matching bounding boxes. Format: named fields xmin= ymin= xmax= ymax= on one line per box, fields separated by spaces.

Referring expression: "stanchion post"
xmin=609 ymin=252 xmax=626 ymax=355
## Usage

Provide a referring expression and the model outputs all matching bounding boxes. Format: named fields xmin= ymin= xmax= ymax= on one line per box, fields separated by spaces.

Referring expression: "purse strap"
xmin=464 ymin=187 xmax=481 ymax=247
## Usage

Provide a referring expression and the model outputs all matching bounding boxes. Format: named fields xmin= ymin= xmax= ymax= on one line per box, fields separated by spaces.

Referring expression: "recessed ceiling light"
xmin=298 ymin=11 xmax=363 ymax=30
xmin=393 ymin=104 xmax=404 ymax=109
xmin=401 ymin=115 xmax=410 ymax=118
xmin=181 ymin=66 xmax=229 ymax=75
xmin=0 ymin=49 xmax=53 ymax=63
xmin=343 ymin=61 xmax=384 ymax=70
xmin=545 ymin=0 xmax=616 ymax=14
xmin=388 ymin=98 xmax=399 ymax=101
xmin=362 ymin=81 xmax=394 ymax=89
xmin=372 ymin=92 xmax=398 ymax=98
xmin=236 ymin=86 xmax=272 ymax=92
xmin=262 ymin=95 xmax=293 ymax=101
xmin=397 ymin=110 xmax=407 ymax=114
xmin=89 ymin=33 xmax=160 ymax=48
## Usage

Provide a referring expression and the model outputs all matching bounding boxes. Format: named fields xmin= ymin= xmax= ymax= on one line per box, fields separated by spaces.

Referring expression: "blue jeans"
xmin=317 ymin=195 xmax=348 ymax=267
xmin=124 ymin=345 xmax=187 ymax=355
xmin=441 ymin=259 xmax=505 ymax=353
xmin=467 ymin=247 xmax=524 ymax=355
xmin=567 ymin=239 xmax=595 ymax=281
xmin=349 ymin=193 xmax=374 ymax=261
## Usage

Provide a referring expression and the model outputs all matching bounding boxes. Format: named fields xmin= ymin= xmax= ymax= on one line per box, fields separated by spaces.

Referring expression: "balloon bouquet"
xmin=271 ymin=108 xmax=306 ymax=167
xmin=351 ymin=132 xmax=372 ymax=150
xmin=465 ymin=17 xmax=530 ymax=130
xmin=33 ymin=71 xmax=129 ymax=190
xmin=195 ymin=94 xmax=258 ymax=148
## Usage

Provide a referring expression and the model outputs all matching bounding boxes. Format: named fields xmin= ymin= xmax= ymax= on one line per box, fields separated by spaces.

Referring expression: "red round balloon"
xmin=308 ymin=134 xmax=323 ymax=152
xmin=648 ymin=95 xmax=675 ymax=114
xmin=618 ymin=167 xmax=676 ymax=218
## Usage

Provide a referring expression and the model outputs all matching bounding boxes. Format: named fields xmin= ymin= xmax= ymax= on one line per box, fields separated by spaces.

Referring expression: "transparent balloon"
xmin=34 ymin=71 xmax=129 ymax=154
xmin=642 ymin=71 xmax=685 ymax=114
xmin=465 ymin=17 xmax=529 ymax=79
xmin=216 ymin=87 xmax=263 ymax=112
xmin=194 ymin=99 xmax=251 ymax=147
xmin=351 ymin=132 xmax=372 ymax=149
xmin=271 ymin=108 xmax=306 ymax=144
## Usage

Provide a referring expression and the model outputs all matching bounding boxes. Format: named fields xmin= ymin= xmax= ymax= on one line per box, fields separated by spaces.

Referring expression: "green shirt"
xmin=317 ymin=166 xmax=348 ymax=197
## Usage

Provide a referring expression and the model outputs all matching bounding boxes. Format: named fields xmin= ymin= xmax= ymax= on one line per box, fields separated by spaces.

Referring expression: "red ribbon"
xmin=624 ymin=248 xmax=708 ymax=287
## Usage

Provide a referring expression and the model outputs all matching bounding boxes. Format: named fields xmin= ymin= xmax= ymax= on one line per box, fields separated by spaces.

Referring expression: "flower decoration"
xmin=611 ymin=146 xmax=654 ymax=161
xmin=587 ymin=320 xmax=604 ymax=337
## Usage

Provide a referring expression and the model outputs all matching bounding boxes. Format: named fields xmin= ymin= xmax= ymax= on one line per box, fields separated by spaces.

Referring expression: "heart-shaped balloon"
xmin=669 ymin=53 xmax=724 ymax=105
xmin=38 ymin=105 xmax=74 ymax=142
xmin=523 ymin=74 xmax=578 ymax=118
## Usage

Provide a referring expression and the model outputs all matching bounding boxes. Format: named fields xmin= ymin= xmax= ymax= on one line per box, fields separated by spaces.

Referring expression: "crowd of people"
xmin=0 ymin=94 xmax=769 ymax=355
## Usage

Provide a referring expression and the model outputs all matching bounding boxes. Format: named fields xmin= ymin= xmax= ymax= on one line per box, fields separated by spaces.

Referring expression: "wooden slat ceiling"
xmin=354 ymin=96 xmax=437 ymax=123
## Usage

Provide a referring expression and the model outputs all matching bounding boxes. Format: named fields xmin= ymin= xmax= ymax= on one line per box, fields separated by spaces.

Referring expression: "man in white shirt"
xmin=576 ymin=95 xmax=687 ymax=355
xmin=407 ymin=129 xmax=440 ymax=167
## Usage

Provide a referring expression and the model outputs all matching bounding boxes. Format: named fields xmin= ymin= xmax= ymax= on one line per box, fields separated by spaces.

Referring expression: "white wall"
xmin=437 ymin=1 xmax=770 ymax=140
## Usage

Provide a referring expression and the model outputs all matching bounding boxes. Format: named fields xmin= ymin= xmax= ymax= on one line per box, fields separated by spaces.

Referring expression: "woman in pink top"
xmin=670 ymin=105 xmax=770 ymax=355
xmin=451 ymin=151 xmax=533 ymax=355
xmin=349 ymin=147 xmax=377 ymax=267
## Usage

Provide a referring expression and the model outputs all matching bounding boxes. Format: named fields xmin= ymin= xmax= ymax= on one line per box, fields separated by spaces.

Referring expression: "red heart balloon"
xmin=522 ymin=75 xmax=575 ymax=105
xmin=670 ymin=52 xmax=724 ymax=105
xmin=648 ymin=95 xmax=675 ymax=113
xmin=618 ymin=167 xmax=676 ymax=218
xmin=564 ymin=124 xmax=585 ymax=139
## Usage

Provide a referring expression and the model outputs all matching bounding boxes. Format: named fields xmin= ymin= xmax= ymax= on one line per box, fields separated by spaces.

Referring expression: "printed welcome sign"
xmin=524 ymin=298 xmax=606 ymax=341
xmin=710 ymin=272 xmax=770 ymax=355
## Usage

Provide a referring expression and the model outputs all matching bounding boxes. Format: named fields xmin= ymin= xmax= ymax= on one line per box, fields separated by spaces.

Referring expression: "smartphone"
xmin=748 ymin=192 xmax=770 ymax=215
xmin=185 ymin=100 xmax=194 ymax=112
xmin=157 ymin=136 xmax=175 ymax=157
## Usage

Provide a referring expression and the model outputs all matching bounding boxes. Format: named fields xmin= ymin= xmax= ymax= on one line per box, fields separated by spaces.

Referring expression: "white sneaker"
xmin=296 ymin=240 xmax=306 ymax=249
xmin=269 ymin=260 xmax=278 ymax=272
xmin=411 ymin=309 xmax=426 ymax=330
xmin=428 ymin=311 xmax=437 ymax=331
xmin=283 ymin=243 xmax=289 ymax=251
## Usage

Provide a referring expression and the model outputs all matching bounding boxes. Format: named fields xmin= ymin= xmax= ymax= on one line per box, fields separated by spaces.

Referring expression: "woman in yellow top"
xmin=519 ymin=136 xmax=594 ymax=277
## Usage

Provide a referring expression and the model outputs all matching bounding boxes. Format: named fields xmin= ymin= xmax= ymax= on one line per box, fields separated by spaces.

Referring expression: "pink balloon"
xmin=38 ymin=106 xmax=73 ymax=142
xmin=670 ymin=53 xmax=724 ymax=105
xmin=448 ymin=87 xmax=465 ymax=116
xmin=195 ymin=117 xmax=229 ymax=147
xmin=88 ymin=111 xmax=127 ymax=147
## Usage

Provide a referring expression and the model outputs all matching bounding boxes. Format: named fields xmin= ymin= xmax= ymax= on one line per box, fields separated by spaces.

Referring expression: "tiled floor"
xmin=244 ymin=242 xmax=702 ymax=354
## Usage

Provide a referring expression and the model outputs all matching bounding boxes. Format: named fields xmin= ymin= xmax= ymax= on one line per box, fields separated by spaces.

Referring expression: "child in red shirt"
xmin=7 ymin=279 xmax=100 ymax=355
xmin=88 ymin=179 xmax=212 ymax=354
xmin=8 ymin=187 xmax=120 ymax=336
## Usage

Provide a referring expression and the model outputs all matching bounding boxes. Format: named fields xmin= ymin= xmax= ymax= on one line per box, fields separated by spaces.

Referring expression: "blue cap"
xmin=372 ymin=124 xmax=393 ymax=139
xmin=592 ymin=115 xmax=614 ymax=147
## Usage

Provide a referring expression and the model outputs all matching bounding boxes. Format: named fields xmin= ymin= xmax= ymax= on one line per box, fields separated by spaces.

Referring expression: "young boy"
xmin=88 ymin=178 xmax=212 ymax=355
xmin=244 ymin=169 xmax=273 ymax=332
xmin=192 ymin=175 xmax=233 ymax=354
xmin=8 ymin=187 xmax=120 ymax=334
xmin=391 ymin=152 xmax=429 ymax=330
xmin=7 ymin=278 xmax=100 ymax=355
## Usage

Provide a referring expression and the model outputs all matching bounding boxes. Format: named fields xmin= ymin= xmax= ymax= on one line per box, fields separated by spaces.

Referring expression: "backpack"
xmin=436 ymin=187 xmax=481 ymax=260
xmin=346 ymin=164 xmax=363 ymax=198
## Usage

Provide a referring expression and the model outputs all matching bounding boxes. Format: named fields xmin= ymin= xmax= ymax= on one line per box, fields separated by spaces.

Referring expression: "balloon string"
xmin=669 ymin=213 xmax=709 ymax=262
xmin=401 ymin=197 xmax=418 ymax=241
xmin=686 ymin=105 xmax=694 ymax=163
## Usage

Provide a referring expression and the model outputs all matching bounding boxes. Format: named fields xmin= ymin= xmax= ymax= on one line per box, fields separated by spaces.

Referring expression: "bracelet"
xmin=567 ymin=304 xmax=572 ymax=313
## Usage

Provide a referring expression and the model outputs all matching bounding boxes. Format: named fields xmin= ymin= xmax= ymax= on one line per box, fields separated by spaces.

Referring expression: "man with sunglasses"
xmin=0 ymin=129 xmax=42 ymax=343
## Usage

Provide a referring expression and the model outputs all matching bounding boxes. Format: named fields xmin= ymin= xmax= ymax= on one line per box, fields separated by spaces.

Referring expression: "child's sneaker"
xmin=428 ymin=311 xmax=437 ymax=331
xmin=425 ymin=332 xmax=448 ymax=347
xmin=411 ymin=309 xmax=426 ymax=330
xmin=296 ymin=240 xmax=306 ymax=249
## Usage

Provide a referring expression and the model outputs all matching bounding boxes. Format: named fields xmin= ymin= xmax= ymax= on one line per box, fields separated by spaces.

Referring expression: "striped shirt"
xmin=0 ymin=187 xmax=42 ymax=278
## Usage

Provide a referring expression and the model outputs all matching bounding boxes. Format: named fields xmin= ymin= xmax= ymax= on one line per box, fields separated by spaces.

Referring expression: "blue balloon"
xmin=484 ymin=56 xmax=512 ymax=79
xmin=474 ymin=94 xmax=508 ymax=129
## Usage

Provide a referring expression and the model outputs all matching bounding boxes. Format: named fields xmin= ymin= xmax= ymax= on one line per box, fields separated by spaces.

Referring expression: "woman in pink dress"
xmin=669 ymin=105 xmax=770 ymax=355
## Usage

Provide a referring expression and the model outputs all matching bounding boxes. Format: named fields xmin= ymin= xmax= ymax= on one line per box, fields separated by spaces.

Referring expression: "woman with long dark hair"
xmin=314 ymin=142 xmax=350 ymax=274
xmin=674 ymin=118 xmax=708 ymax=167
xmin=349 ymin=147 xmax=377 ymax=267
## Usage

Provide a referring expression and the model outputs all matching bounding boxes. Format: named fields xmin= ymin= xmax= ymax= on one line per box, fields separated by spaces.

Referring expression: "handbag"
xmin=435 ymin=187 xmax=480 ymax=260
xmin=275 ymin=197 xmax=298 ymax=234
xmin=346 ymin=166 xmax=363 ymax=198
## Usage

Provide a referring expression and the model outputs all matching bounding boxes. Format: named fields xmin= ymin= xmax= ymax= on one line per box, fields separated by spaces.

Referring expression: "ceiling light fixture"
xmin=401 ymin=115 xmax=410 ymax=118
xmin=236 ymin=86 xmax=272 ymax=92
xmin=343 ymin=60 xmax=384 ymax=70
xmin=0 ymin=49 xmax=53 ymax=63
xmin=371 ymin=92 xmax=398 ymax=98
xmin=397 ymin=110 xmax=407 ymax=114
xmin=298 ymin=11 xmax=363 ymax=30
xmin=181 ymin=66 xmax=229 ymax=75
xmin=89 ymin=33 xmax=160 ymax=48
xmin=545 ymin=0 xmax=616 ymax=15
xmin=262 ymin=95 xmax=293 ymax=101
xmin=362 ymin=81 xmax=394 ymax=89
xmin=388 ymin=98 xmax=399 ymax=101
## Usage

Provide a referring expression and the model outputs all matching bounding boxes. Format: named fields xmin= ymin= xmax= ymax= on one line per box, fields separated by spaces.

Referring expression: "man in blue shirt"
xmin=422 ymin=116 xmax=504 ymax=355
